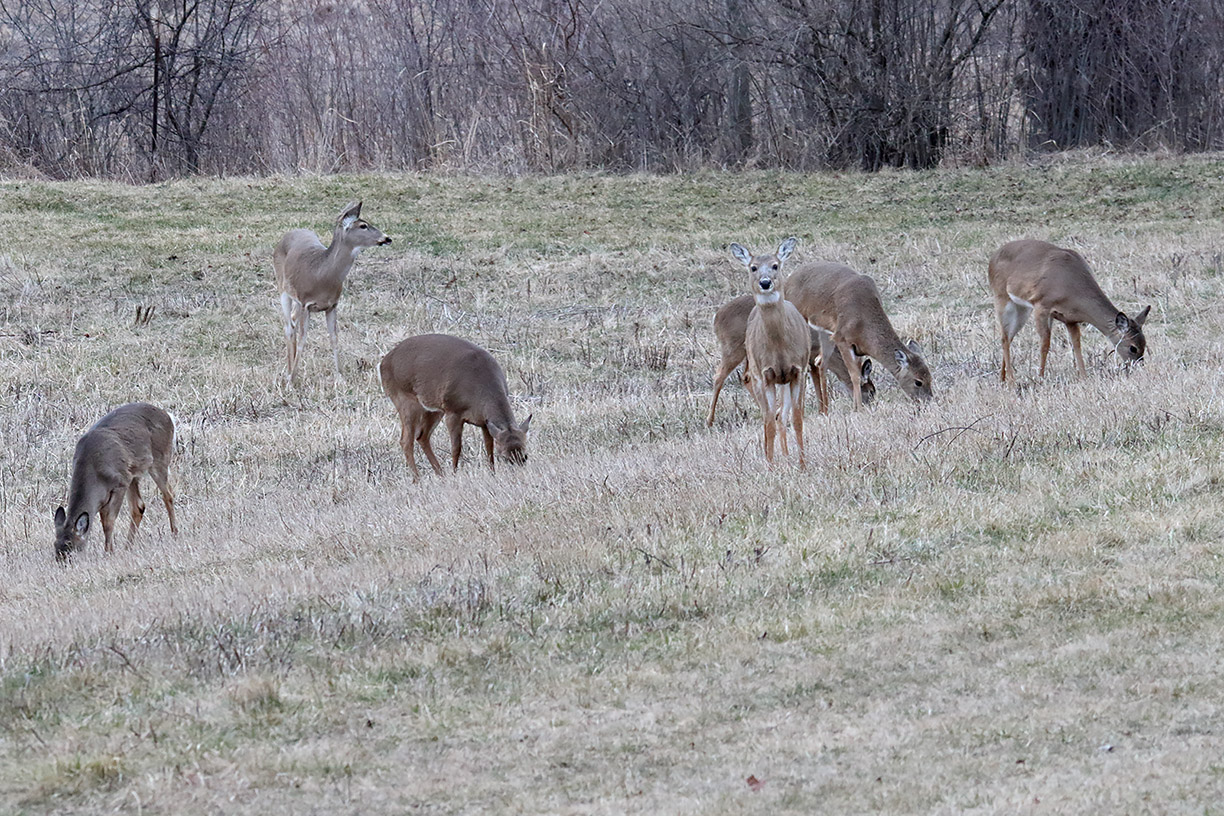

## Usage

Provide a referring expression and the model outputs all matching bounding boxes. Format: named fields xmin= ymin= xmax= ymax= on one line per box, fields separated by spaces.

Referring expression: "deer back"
xmin=381 ymin=334 xmax=518 ymax=427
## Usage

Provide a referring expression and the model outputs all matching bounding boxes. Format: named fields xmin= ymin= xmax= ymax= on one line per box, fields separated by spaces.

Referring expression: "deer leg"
xmin=445 ymin=413 xmax=467 ymax=472
xmin=324 ymin=306 xmax=342 ymax=380
xmin=791 ymin=378 xmax=806 ymax=470
xmin=1067 ymin=322 xmax=1087 ymax=377
xmin=834 ymin=336 xmax=862 ymax=410
xmin=747 ymin=376 xmax=774 ymax=464
xmin=1034 ymin=307 xmax=1053 ymax=377
xmin=416 ymin=411 xmax=446 ymax=476
xmin=100 ymin=490 xmax=123 ymax=554
xmin=126 ymin=479 xmax=145 ymax=543
xmin=707 ymin=356 xmax=740 ymax=427
xmin=398 ymin=414 xmax=422 ymax=482
xmin=764 ymin=382 xmax=784 ymax=460
xmin=998 ymin=295 xmax=1031 ymax=384
xmin=481 ymin=426 xmax=496 ymax=473
xmin=290 ymin=303 xmax=310 ymax=381
xmin=391 ymin=395 xmax=426 ymax=481
xmin=776 ymin=382 xmax=791 ymax=457
xmin=150 ymin=464 xmax=178 ymax=535
xmin=280 ymin=293 xmax=297 ymax=381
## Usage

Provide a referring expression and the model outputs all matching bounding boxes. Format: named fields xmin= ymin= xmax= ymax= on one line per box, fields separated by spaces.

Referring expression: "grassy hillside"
xmin=2 ymin=153 xmax=1224 ymax=813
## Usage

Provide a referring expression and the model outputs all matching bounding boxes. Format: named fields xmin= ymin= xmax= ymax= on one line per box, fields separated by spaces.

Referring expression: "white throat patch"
xmin=754 ymin=291 xmax=782 ymax=305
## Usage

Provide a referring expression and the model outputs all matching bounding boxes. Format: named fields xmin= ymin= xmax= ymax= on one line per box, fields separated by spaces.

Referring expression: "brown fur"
xmin=706 ymin=293 xmax=875 ymax=426
xmin=988 ymin=239 xmax=1150 ymax=382
xmin=731 ymin=239 xmax=809 ymax=467
xmin=53 ymin=402 xmax=178 ymax=561
xmin=274 ymin=201 xmax=391 ymax=382
xmin=785 ymin=261 xmax=934 ymax=409
xmin=380 ymin=334 xmax=531 ymax=480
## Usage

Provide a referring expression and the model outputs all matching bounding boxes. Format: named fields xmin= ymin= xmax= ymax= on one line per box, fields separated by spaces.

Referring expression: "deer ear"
xmin=905 ymin=339 xmax=922 ymax=355
xmin=74 ymin=513 xmax=89 ymax=535
xmin=861 ymin=358 xmax=873 ymax=379
xmin=487 ymin=420 xmax=505 ymax=437
xmin=777 ymin=237 xmax=797 ymax=262
xmin=1134 ymin=305 xmax=1151 ymax=327
xmin=1114 ymin=312 xmax=1131 ymax=333
xmin=54 ymin=506 xmax=66 ymax=527
xmin=895 ymin=349 xmax=910 ymax=369
xmin=519 ymin=414 xmax=532 ymax=433
xmin=339 ymin=201 xmax=362 ymax=228
xmin=730 ymin=243 xmax=752 ymax=267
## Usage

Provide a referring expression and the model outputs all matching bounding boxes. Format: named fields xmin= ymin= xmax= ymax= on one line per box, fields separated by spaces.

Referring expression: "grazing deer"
xmin=52 ymin=402 xmax=178 ymax=562
xmin=706 ymin=293 xmax=875 ymax=426
xmin=731 ymin=238 xmax=810 ymax=466
xmin=380 ymin=334 xmax=531 ymax=480
xmin=988 ymin=239 xmax=1151 ymax=383
xmin=785 ymin=262 xmax=933 ymax=410
xmin=274 ymin=201 xmax=392 ymax=383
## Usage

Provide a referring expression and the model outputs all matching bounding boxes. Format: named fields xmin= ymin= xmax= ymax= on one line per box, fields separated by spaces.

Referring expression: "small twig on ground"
xmin=913 ymin=415 xmax=992 ymax=450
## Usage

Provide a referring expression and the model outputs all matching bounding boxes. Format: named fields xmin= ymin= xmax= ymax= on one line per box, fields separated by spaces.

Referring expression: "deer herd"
xmin=50 ymin=203 xmax=1152 ymax=561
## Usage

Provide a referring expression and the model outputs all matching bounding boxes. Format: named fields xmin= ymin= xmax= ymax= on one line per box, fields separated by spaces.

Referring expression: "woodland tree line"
xmin=0 ymin=0 xmax=1222 ymax=180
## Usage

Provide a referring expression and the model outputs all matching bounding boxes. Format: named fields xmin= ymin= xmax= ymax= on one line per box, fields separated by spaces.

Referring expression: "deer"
xmin=784 ymin=261 xmax=934 ymax=410
xmin=706 ymin=293 xmax=875 ymax=426
xmin=274 ymin=201 xmax=392 ymax=383
xmin=52 ymin=402 xmax=178 ymax=562
xmin=731 ymin=238 xmax=811 ymax=467
xmin=988 ymin=239 xmax=1151 ymax=383
xmin=380 ymin=334 xmax=532 ymax=481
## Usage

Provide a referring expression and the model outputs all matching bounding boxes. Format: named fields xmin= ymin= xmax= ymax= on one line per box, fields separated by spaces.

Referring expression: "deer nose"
xmin=379 ymin=236 xmax=392 ymax=245
xmin=759 ymin=277 xmax=773 ymax=291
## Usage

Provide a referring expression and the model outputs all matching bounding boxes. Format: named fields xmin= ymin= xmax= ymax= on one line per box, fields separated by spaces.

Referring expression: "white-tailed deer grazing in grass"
xmin=988 ymin=239 xmax=1151 ymax=383
xmin=785 ymin=262 xmax=933 ymax=410
xmin=706 ymin=293 xmax=875 ymax=426
xmin=52 ymin=402 xmax=178 ymax=562
xmin=274 ymin=201 xmax=392 ymax=383
xmin=380 ymin=334 xmax=532 ymax=481
xmin=731 ymin=238 xmax=810 ymax=467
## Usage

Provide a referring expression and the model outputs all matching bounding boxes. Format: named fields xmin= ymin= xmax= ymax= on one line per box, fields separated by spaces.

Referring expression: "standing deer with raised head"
xmin=274 ymin=201 xmax=392 ymax=383
xmin=988 ymin=239 xmax=1150 ymax=383
xmin=52 ymin=402 xmax=178 ymax=561
xmin=785 ymin=261 xmax=933 ymax=410
xmin=380 ymin=334 xmax=531 ymax=481
xmin=731 ymin=238 xmax=810 ymax=467
xmin=706 ymin=293 xmax=875 ymax=426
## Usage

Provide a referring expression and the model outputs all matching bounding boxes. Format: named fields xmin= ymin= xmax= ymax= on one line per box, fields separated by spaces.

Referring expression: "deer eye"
xmin=359 ymin=224 xmax=368 ymax=229
xmin=750 ymin=265 xmax=758 ymax=273
xmin=1129 ymin=346 xmax=1139 ymax=355
xmin=914 ymin=380 xmax=925 ymax=388
xmin=771 ymin=263 xmax=779 ymax=270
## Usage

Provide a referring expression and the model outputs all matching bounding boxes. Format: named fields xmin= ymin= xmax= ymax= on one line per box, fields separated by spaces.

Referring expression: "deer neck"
xmin=1078 ymin=294 xmax=1126 ymax=343
xmin=321 ymin=227 xmax=361 ymax=281
xmin=752 ymin=292 xmax=795 ymax=339
xmin=853 ymin=319 xmax=908 ymax=379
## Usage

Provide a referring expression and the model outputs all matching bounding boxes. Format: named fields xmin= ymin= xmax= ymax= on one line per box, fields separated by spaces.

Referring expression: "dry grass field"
xmin=2 ymin=153 xmax=1224 ymax=814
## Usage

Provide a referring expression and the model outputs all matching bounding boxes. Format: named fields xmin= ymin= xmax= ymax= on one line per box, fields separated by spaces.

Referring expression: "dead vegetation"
xmin=1 ymin=155 xmax=1224 ymax=812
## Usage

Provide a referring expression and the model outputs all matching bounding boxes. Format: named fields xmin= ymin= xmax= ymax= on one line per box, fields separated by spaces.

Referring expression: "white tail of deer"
xmin=988 ymin=239 xmax=1150 ymax=383
xmin=53 ymin=402 xmax=178 ymax=561
xmin=380 ymin=334 xmax=531 ymax=481
xmin=274 ymin=201 xmax=392 ymax=383
xmin=784 ymin=261 xmax=933 ymax=410
xmin=706 ymin=294 xmax=874 ymax=426
xmin=731 ymin=238 xmax=810 ymax=467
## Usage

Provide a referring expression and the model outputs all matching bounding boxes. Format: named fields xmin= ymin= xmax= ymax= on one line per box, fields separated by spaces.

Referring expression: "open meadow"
xmin=2 ymin=154 xmax=1224 ymax=813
